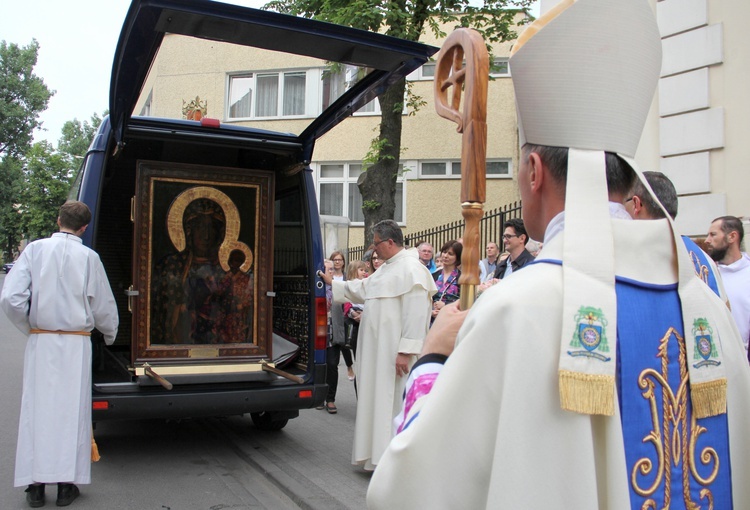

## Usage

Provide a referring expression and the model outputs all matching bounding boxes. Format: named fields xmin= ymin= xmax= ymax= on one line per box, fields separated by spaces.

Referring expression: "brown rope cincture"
xmin=29 ymin=329 xmax=91 ymax=336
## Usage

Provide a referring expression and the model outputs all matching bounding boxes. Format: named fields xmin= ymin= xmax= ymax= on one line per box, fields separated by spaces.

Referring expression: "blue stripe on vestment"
xmin=533 ymin=259 xmax=733 ymax=508
xmin=683 ymin=236 xmax=721 ymax=297
xmin=616 ymin=279 xmax=732 ymax=509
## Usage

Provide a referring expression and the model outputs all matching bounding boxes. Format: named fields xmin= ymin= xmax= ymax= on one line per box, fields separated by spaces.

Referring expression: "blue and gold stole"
xmin=617 ymin=278 xmax=732 ymax=509
xmin=682 ymin=236 xmax=721 ymax=298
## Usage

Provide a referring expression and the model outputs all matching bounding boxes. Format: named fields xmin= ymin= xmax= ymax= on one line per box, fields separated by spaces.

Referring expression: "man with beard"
xmin=705 ymin=216 xmax=750 ymax=351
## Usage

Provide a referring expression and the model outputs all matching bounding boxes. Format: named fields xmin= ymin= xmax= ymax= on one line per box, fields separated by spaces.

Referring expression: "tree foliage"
xmin=0 ymin=156 xmax=25 ymax=262
xmin=266 ymin=0 xmax=532 ymax=246
xmin=21 ymin=141 xmax=75 ymax=241
xmin=0 ymin=39 xmax=54 ymax=260
xmin=0 ymin=40 xmax=54 ymax=159
xmin=58 ymin=113 xmax=104 ymax=160
xmin=0 ymin=37 xmax=103 ymax=260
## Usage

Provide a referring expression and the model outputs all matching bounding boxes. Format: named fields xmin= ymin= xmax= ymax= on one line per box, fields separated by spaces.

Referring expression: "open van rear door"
xmin=110 ymin=0 xmax=438 ymax=155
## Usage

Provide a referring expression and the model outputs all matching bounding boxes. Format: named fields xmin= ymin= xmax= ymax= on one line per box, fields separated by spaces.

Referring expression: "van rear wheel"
xmin=250 ymin=411 xmax=289 ymax=431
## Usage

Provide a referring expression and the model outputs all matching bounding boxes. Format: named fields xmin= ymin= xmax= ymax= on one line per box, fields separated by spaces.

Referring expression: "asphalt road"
xmin=0 ymin=273 xmax=368 ymax=510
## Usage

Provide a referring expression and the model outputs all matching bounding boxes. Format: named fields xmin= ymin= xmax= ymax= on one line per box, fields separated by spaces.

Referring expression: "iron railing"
xmin=348 ymin=201 xmax=522 ymax=261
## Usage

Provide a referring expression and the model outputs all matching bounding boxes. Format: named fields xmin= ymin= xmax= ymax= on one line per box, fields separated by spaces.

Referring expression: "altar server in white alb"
xmin=1 ymin=200 xmax=118 ymax=508
xmin=368 ymin=0 xmax=750 ymax=508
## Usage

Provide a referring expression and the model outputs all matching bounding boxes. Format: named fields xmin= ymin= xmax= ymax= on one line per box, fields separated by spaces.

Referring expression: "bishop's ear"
xmin=527 ymin=151 xmax=544 ymax=193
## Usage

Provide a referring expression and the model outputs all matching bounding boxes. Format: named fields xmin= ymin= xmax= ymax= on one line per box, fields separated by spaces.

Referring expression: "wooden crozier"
xmin=434 ymin=29 xmax=490 ymax=309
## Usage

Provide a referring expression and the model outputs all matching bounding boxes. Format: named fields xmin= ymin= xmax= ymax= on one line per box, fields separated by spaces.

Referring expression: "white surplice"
xmin=1 ymin=232 xmax=118 ymax=486
xmin=368 ymin=220 xmax=750 ymax=509
xmin=332 ymin=248 xmax=436 ymax=470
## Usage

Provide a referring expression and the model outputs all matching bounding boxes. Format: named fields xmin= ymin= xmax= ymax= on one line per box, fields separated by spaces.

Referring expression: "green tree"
xmin=21 ymin=141 xmax=74 ymax=241
xmin=266 ymin=0 xmax=532 ymax=245
xmin=0 ymin=39 xmax=54 ymax=259
xmin=0 ymin=39 xmax=54 ymax=159
xmin=0 ymin=156 xmax=24 ymax=261
xmin=58 ymin=112 xmax=104 ymax=160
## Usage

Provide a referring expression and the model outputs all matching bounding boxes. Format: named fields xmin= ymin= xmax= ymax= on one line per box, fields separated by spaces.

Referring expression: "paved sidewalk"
xmin=215 ymin=360 xmax=370 ymax=510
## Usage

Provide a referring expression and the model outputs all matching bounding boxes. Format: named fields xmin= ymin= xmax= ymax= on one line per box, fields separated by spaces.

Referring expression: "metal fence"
xmin=348 ymin=200 xmax=523 ymax=261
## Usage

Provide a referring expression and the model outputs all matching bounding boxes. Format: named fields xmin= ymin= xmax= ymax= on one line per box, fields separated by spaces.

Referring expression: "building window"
xmin=316 ymin=162 xmax=405 ymax=224
xmin=228 ymin=71 xmax=308 ymax=119
xmin=322 ymin=65 xmax=369 ymax=111
xmin=410 ymin=61 xmax=435 ymax=81
xmin=412 ymin=58 xmax=509 ymax=81
xmin=490 ymin=58 xmax=510 ymax=77
xmin=355 ymin=98 xmax=380 ymax=115
xmin=418 ymin=159 xmax=511 ymax=179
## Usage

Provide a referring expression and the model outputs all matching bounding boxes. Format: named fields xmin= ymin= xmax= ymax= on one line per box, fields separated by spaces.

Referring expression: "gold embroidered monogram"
xmin=689 ymin=250 xmax=710 ymax=286
xmin=631 ymin=327 xmax=719 ymax=510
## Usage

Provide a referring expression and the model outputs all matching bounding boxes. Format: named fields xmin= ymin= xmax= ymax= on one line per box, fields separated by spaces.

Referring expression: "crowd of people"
xmin=5 ymin=1 xmax=750 ymax=508
xmin=317 ymin=218 xmax=542 ymax=475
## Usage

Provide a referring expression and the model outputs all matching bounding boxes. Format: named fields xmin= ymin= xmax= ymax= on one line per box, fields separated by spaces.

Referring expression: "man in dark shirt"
xmin=493 ymin=218 xmax=534 ymax=280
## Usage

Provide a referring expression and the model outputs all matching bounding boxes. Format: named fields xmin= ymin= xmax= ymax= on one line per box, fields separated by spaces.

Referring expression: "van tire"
xmin=250 ymin=411 xmax=289 ymax=431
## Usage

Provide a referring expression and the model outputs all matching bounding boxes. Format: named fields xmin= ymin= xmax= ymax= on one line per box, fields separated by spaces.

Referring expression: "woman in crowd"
xmin=431 ymin=240 xmax=462 ymax=323
xmin=322 ymin=251 xmax=354 ymax=414
xmin=343 ymin=260 xmax=368 ymax=380
xmin=363 ymin=245 xmax=383 ymax=274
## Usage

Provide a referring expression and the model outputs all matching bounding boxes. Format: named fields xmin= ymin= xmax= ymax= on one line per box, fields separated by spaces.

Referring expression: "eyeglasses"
xmin=624 ymin=196 xmax=634 ymax=203
xmin=502 ymin=234 xmax=518 ymax=240
xmin=370 ymin=256 xmax=380 ymax=261
xmin=373 ymin=239 xmax=390 ymax=247
xmin=332 ymin=258 xmax=344 ymax=262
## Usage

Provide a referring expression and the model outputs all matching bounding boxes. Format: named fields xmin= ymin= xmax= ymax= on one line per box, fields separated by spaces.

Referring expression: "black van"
xmin=72 ymin=0 xmax=436 ymax=429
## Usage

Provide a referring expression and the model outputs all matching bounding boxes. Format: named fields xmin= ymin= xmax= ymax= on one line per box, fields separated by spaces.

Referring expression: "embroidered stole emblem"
xmin=692 ymin=318 xmax=720 ymax=369
xmin=567 ymin=306 xmax=611 ymax=362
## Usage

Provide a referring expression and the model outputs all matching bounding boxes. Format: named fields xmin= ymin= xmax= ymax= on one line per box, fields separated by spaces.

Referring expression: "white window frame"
xmin=418 ymin=159 xmax=513 ymax=179
xmin=490 ymin=58 xmax=510 ymax=77
xmin=227 ymin=69 xmax=316 ymax=120
xmin=409 ymin=61 xmax=436 ymax=81
xmin=315 ymin=162 xmax=406 ymax=225
xmin=411 ymin=57 xmax=509 ymax=81
xmin=353 ymin=98 xmax=382 ymax=116
xmin=226 ymin=60 xmax=425 ymax=121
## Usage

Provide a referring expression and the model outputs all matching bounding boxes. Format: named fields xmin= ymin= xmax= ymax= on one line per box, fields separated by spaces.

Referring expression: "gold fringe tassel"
xmin=691 ymin=378 xmax=727 ymax=419
xmin=91 ymin=431 xmax=100 ymax=463
xmin=559 ymin=370 xmax=615 ymax=416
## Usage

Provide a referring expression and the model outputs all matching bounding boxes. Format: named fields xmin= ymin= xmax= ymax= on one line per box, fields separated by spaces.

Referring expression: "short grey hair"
xmin=372 ymin=219 xmax=403 ymax=247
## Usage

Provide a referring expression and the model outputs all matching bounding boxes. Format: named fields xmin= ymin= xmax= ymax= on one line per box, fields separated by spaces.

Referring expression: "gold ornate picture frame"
xmin=132 ymin=161 xmax=274 ymax=364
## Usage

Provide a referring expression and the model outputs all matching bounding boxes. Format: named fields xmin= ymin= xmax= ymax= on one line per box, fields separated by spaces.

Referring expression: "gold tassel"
xmin=691 ymin=378 xmax=727 ymax=419
xmin=559 ymin=370 xmax=615 ymax=416
xmin=91 ymin=430 xmax=101 ymax=462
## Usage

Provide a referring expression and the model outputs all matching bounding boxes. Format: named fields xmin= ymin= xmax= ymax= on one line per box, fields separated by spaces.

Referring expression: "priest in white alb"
xmin=1 ymin=200 xmax=118 ymax=508
xmin=322 ymin=219 xmax=436 ymax=471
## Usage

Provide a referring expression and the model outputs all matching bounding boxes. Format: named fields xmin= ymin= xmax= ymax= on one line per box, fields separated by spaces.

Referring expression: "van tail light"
xmin=92 ymin=401 xmax=109 ymax=411
xmin=315 ymin=297 xmax=328 ymax=351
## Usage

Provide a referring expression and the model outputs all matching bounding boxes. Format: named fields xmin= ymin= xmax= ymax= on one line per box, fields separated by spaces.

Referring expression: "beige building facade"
xmin=135 ymin=17 xmax=529 ymax=249
xmin=541 ymin=0 xmax=750 ymax=238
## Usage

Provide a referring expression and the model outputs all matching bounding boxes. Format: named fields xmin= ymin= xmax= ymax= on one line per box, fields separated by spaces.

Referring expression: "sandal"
xmin=326 ymin=402 xmax=338 ymax=414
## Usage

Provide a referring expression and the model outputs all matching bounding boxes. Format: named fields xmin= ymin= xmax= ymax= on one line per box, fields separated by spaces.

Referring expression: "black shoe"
xmin=56 ymin=484 xmax=79 ymax=507
xmin=25 ymin=483 xmax=45 ymax=508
